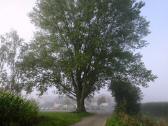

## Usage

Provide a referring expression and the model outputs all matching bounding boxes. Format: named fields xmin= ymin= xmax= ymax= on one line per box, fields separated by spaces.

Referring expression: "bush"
xmin=0 ymin=91 xmax=39 ymax=126
xmin=110 ymin=80 xmax=142 ymax=115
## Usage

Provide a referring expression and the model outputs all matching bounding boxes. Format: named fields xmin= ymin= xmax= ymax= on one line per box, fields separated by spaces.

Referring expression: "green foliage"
xmin=106 ymin=115 xmax=124 ymax=126
xmin=18 ymin=0 xmax=156 ymax=112
xmin=106 ymin=113 xmax=168 ymax=126
xmin=0 ymin=91 xmax=39 ymax=126
xmin=141 ymin=102 xmax=168 ymax=117
xmin=37 ymin=112 xmax=91 ymax=126
xmin=111 ymin=80 xmax=142 ymax=115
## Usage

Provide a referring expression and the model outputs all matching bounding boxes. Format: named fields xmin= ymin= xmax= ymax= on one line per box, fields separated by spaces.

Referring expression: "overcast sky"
xmin=0 ymin=0 xmax=167 ymax=102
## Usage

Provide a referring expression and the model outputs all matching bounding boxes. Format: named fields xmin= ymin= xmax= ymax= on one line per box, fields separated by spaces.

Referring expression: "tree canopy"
xmin=18 ymin=0 xmax=156 ymax=112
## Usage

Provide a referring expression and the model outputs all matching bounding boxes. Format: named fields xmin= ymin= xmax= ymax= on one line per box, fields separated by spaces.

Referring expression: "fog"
xmin=35 ymin=93 xmax=114 ymax=113
xmin=141 ymin=0 xmax=168 ymax=102
xmin=0 ymin=0 xmax=168 ymax=103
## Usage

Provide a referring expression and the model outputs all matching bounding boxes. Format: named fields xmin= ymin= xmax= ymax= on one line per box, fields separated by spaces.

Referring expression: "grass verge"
xmin=36 ymin=112 xmax=91 ymax=126
xmin=106 ymin=113 xmax=168 ymax=126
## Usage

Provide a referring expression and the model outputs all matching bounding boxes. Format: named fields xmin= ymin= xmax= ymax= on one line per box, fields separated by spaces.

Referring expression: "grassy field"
xmin=106 ymin=102 xmax=168 ymax=126
xmin=141 ymin=102 xmax=168 ymax=126
xmin=36 ymin=112 xmax=91 ymax=126
xmin=105 ymin=114 xmax=166 ymax=126
xmin=141 ymin=102 xmax=168 ymax=118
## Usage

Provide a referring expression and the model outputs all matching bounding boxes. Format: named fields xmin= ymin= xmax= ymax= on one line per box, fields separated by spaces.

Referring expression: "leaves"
xmin=0 ymin=91 xmax=38 ymax=125
xmin=18 ymin=0 xmax=156 ymax=111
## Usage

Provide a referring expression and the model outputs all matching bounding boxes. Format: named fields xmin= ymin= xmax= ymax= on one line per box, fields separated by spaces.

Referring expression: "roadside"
xmin=37 ymin=112 xmax=90 ymax=126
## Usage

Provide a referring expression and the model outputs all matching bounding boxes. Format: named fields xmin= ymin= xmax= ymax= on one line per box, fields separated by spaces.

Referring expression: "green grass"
xmin=106 ymin=102 xmax=168 ymax=126
xmin=36 ymin=112 xmax=91 ymax=126
xmin=106 ymin=113 xmax=168 ymax=126
xmin=106 ymin=115 xmax=123 ymax=126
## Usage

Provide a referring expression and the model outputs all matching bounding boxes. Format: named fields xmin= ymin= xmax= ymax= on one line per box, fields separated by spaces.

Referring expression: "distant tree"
xmin=18 ymin=0 xmax=156 ymax=112
xmin=0 ymin=31 xmax=26 ymax=94
xmin=97 ymin=96 xmax=107 ymax=106
xmin=110 ymin=80 xmax=142 ymax=115
xmin=63 ymin=97 xmax=72 ymax=106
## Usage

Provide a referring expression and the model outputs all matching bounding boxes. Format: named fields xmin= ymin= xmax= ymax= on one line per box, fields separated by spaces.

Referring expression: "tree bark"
xmin=76 ymin=96 xmax=86 ymax=112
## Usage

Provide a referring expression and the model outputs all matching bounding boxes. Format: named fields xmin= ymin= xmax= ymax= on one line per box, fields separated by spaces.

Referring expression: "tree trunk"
xmin=76 ymin=96 xmax=86 ymax=112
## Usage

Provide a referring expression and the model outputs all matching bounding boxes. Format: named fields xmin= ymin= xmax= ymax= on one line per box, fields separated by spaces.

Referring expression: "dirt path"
xmin=72 ymin=114 xmax=109 ymax=126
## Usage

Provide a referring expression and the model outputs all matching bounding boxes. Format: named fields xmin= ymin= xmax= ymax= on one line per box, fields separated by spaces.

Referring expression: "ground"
xmin=72 ymin=114 xmax=109 ymax=126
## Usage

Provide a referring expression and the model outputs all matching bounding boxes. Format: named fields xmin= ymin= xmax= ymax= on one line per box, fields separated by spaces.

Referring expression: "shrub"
xmin=0 ymin=91 xmax=39 ymax=126
xmin=110 ymin=80 xmax=142 ymax=115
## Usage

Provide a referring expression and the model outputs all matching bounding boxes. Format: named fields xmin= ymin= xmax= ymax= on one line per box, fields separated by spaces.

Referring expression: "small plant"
xmin=0 ymin=91 xmax=39 ymax=126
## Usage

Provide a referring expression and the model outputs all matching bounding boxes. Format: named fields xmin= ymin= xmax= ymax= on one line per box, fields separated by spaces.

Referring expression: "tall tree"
xmin=0 ymin=31 xmax=25 ymax=94
xmin=18 ymin=0 xmax=156 ymax=112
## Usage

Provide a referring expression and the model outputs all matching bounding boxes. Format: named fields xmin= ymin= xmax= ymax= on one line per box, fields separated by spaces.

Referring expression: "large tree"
xmin=18 ymin=0 xmax=156 ymax=112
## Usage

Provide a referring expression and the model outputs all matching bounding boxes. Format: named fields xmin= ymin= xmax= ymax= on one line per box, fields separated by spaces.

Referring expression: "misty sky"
xmin=0 ymin=0 xmax=167 ymax=102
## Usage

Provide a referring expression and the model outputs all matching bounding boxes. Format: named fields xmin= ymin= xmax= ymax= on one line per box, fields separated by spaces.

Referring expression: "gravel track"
xmin=72 ymin=114 xmax=109 ymax=126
